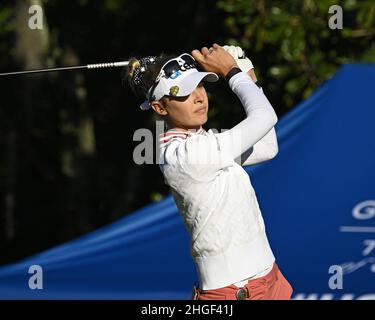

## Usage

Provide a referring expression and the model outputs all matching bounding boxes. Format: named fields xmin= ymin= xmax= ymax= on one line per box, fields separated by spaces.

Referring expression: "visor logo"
xmin=179 ymin=61 xmax=195 ymax=72
xmin=169 ymin=86 xmax=180 ymax=96
xmin=170 ymin=71 xmax=182 ymax=79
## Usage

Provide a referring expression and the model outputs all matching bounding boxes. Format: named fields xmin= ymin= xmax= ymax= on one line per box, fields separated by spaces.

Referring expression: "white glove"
xmin=223 ymin=45 xmax=254 ymax=73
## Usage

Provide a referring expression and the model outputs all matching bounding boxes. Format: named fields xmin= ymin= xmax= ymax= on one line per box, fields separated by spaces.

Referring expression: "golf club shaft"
xmin=0 ymin=61 xmax=129 ymax=76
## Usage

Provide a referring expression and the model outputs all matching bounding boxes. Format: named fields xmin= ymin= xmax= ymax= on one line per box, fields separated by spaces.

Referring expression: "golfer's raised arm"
xmin=192 ymin=44 xmax=278 ymax=161
xmin=222 ymin=72 xmax=278 ymax=160
xmin=239 ymin=127 xmax=278 ymax=166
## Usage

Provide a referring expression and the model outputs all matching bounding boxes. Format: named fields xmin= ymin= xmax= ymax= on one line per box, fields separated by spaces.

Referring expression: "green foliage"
xmin=217 ymin=0 xmax=375 ymax=108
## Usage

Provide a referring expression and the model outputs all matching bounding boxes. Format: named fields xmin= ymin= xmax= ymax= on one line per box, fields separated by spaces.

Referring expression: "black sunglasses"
xmin=154 ymin=54 xmax=197 ymax=82
xmin=148 ymin=54 xmax=198 ymax=101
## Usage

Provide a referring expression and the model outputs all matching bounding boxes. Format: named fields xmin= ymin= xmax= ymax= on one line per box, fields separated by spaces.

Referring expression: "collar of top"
xmin=159 ymin=127 xmax=206 ymax=146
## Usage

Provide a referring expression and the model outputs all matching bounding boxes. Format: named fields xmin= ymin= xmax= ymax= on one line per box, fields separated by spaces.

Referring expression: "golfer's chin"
xmin=195 ymin=114 xmax=208 ymax=126
xmin=194 ymin=109 xmax=208 ymax=124
xmin=185 ymin=112 xmax=208 ymax=130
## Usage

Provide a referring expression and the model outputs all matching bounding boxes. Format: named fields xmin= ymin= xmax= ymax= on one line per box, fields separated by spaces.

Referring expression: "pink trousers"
xmin=192 ymin=263 xmax=293 ymax=300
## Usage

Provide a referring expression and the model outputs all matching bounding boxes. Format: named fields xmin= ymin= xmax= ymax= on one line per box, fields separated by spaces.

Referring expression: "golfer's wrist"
xmin=225 ymin=66 xmax=242 ymax=82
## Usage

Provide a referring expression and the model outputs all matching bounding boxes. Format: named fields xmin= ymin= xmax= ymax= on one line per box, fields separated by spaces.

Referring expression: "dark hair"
xmin=122 ymin=54 xmax=176 ymax=101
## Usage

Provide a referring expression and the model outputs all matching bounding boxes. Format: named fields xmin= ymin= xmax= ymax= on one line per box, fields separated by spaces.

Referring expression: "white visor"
xmin=140 ymin=68 xmax=218 ymax=110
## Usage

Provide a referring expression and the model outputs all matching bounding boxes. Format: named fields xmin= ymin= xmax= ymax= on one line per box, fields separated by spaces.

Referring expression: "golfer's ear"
xmin=151 ymin=100 xmax=168 ymax=116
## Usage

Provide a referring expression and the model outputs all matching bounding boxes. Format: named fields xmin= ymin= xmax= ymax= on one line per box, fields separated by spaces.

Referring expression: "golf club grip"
xmin=87 ymin=61 xmax=129 ymax=69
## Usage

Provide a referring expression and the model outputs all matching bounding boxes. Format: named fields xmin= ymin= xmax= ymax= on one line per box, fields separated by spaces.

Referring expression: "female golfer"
xmin=125 ymin=43 xmax=293 ymax=300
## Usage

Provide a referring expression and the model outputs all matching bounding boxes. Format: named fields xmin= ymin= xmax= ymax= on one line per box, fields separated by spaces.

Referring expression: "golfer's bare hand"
xmin=192 ymin=43 xmax=238 ymax=77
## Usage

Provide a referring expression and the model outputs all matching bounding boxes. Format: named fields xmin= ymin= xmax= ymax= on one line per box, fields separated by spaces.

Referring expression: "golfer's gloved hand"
xmin=223 ymin=45 xmax=254 ymax=73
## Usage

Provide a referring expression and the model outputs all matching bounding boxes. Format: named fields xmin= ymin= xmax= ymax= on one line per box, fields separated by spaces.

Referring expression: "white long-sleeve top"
xmin=158 ymin=72 xmax=279 ymax=290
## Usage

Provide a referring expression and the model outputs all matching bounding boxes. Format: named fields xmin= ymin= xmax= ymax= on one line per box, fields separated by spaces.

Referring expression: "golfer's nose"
xmin=192 ymin=86 xmax=204 ymax=103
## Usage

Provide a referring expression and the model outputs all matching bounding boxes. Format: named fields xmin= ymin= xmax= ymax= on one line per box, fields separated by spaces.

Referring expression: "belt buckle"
xmin=235 ymin=287 xmax=248 ymax=300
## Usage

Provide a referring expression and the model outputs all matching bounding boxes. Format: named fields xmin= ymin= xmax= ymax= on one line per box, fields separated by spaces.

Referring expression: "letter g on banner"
xmin=353 ymin=200 xmax=375 ymax=220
